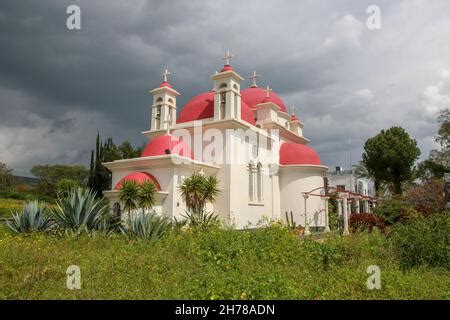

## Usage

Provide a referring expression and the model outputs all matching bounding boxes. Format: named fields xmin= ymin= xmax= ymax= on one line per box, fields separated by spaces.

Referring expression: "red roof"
xmin=241 ymin=86 xmax=287 ymax=113
xmin=177 ymin=91 xmax=256 ymax=125
xmin=279 ymin=142 xmax=322 ymax=165
xmin=141 ymin=134 xmax=193 ymax=159
xmin=114 ymin=172 xmax=161 ymax=190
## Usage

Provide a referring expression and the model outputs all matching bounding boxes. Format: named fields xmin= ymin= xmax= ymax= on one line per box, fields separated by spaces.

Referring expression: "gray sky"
xmin=1 ymin=0 xmax=449 ymax=176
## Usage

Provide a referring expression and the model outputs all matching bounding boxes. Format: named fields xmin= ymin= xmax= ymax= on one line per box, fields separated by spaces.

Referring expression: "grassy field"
xmin=0 ymin=198 xmax=25 ymax=218
xmin=0 ymin=223 xmax=448 ymax=300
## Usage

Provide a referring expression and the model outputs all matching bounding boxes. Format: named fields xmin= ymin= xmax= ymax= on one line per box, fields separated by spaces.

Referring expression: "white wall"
xmin=279 ymin=168 xmax=326 ymax=229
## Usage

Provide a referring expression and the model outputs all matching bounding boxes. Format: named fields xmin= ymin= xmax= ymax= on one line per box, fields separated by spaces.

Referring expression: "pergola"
xmin=301 ymin=186 xmax=377 ymax=235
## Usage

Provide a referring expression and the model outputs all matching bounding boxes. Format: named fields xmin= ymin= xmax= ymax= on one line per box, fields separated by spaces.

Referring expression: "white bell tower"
xmin=149 ymin=68 xmax=180 ymax=132
xmin=211 ymin=51 xmax=244 ymax=121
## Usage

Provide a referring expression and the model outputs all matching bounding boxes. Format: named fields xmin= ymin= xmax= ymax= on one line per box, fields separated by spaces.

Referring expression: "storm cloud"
xmin=0 ymin=0 xmax=449 ymax=175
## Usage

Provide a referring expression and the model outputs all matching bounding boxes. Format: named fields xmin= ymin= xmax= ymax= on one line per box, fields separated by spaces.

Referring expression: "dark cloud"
xmin=1 ymin=0 xmax=449 ymax=174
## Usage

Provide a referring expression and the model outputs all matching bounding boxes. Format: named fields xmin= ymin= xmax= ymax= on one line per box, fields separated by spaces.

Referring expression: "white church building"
xmin=104 ymin=53 xmax=330 ymax=231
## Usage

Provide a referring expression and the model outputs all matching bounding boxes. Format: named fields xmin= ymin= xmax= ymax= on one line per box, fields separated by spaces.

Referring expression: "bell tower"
xmin=211 ymin=51 xmax=244 ymax=121
xmin=150 ymin=68 xmax=180 ymax=132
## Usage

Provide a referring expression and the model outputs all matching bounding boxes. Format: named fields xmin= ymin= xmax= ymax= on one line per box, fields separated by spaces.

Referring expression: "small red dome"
xmin=279 ymin=142 xmax=322 ymax=165
xmin=177 ymin=91 xmax=256 ymax=125
xmin=221 ymin=64 xmax=233 ymax=72
xmin=141 ymin=134 xmax=193 ymax=159
xmin=114 ymin=172 xmax=161 ymax=190
xmin=241 ymin=87 xmax=287 ymax=113
xmin=159 ymin=81 xmax=172 ymax=88
xmin=291 ymin=114 xmax=300 ymax=122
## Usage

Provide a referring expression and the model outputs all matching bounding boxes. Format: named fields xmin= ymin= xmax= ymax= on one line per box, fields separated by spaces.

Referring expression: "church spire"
xmin=150 ymin=67 xmax=180 ymax=132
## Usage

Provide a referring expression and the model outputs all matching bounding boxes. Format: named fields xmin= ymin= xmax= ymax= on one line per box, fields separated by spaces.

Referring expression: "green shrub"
xmin=390 ymin=214 xmax=450 ymax=270
xmin=123 ymin=211 xmax=172 ymax=241
xmin=6 ymin=201 xmax=53 ymax=234
xmin=50 ymin=187 xmax=111 ymax=232
xmin=373 ymin=197 xmax=417 ymax=225
xmin=56 ymin=178 xmax=79 ymax=197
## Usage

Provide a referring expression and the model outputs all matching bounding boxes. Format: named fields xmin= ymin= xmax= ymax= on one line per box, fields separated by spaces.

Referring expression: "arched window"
xmin=257 ymin=163 xmax=263 ymax=202
xmin=155 ymin=105 xmax=162 ymax=129
xmin=248 ymin=163 xmax=254 ymax=201
xmin=220 ymin=92 xmax=226 ymax=119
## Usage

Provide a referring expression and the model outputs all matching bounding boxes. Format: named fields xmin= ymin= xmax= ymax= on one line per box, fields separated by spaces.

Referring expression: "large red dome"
xmin=141 ymin=134 xmax=193 ymax=159
xmin=114 ymin=172 xmax=161 ymax=190
xmin=279 ymin=142 xmax=322 ymax=165
xmin=241 ymin=86 xmax=287 ymax=113
xmin=177 ymin=91 xmax=256 ymax=125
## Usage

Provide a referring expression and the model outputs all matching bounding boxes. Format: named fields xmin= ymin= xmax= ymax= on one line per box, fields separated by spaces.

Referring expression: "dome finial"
xmin=162 ymin=68 xmax=171 ymax=83
xmin=222 ymin=50 xmax=233 ymax=66
xmin=249 ymin=71 xmax=260 ymax=88
xmin=291 ymin=105 xmax=296 ymax=115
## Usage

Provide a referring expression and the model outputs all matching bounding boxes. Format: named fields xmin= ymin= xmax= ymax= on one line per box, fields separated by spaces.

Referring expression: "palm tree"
xmin=119 ymin=180 xmax=139 ymax=219
xmin=178 ymin=173 xmax=220 ymax=213
xmin=137 ymin=180 xmax=157 ymax=211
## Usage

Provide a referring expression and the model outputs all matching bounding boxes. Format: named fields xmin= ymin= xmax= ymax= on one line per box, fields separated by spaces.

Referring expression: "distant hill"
xmin=13 ymin=175 xmax=40 ymax=187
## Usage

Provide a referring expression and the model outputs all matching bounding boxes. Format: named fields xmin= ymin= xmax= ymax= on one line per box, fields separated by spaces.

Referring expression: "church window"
xmin=155 ymin=105 xmax=162 ymax=129
xmin=220 ymin=92 xmax=226 ymax=119
xmin=248 ymin=163 xmax=254 ymax=201
xmin=256 ymin=163 xmax=263 ymax=202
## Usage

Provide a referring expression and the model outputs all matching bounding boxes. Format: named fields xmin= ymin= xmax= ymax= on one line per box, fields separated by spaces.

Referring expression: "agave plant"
xmin=50 ymin=187 xmax=111 ymax=232
xmin=181 ymin=209 xmax=220 ymax=229
xmin=6 ymin=201 xmax=53 ymax=234
xmin=123 ymin=211 xmax=171 ymax=241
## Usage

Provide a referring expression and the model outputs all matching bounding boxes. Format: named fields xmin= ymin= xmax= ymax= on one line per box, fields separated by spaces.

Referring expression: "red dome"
xmin=177 ymin=91 xmax=256 ymax=125
xmin=279 ymin=142 xmax=322 ymax=165
xmin=241 ymin=87 xmax=287 ymax=113
xmin=141 ymin=134 xmax=193 ymax=159
xmin=291 ymin=114 xmax=300 ymax=122
xmin=114 ymin=172 xmax=161 ymax=190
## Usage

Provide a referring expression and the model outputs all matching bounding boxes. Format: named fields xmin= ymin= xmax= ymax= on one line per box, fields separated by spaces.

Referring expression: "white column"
xmin=303 ymin=194 xmax=311 ymax=235
xmin=342 ymin=196 xmax=349 ymax=235
xmin=324 ymin=196 xmax=330 ymax=232
xmin=355 ymin=197 xmax=360 ymax=214
xmin=337 ymin=199 xmax=342 ymax=217
xmin=364 ymin=200 xmax=369 ymax=213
